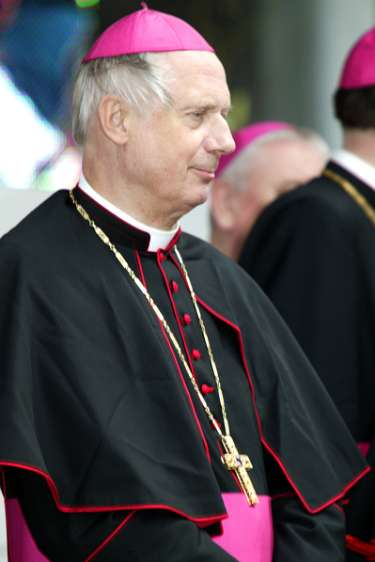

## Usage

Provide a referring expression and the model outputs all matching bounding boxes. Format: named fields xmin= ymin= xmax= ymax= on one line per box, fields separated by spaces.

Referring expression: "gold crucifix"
xmin=221 ymin=435 xmax=259 ymax=507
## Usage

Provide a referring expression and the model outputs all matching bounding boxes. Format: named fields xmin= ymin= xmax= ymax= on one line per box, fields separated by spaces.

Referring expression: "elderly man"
xmin=211 ymin=121 xmax=329 ymax=260
xmin=0 ymin=6 xmax=368 ymax=562
xmin=237 ymin=29 xmax=375 ymax=562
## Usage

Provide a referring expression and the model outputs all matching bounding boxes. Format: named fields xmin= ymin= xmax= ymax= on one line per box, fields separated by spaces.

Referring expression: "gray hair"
xmin=72 ymin=53 xmax=173 ymax=146
xmin=221 ymin=128 xmax=330 ymax=192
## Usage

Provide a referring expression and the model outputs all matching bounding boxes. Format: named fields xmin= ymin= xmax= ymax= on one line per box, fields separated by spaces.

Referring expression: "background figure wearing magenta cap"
xmin=236 ymin=28 xmax=375 ymax=562
xmin=0 ymin=5 xmax=369 ymax=561
xmin=210 ymin=122 xmax=329 ymax=260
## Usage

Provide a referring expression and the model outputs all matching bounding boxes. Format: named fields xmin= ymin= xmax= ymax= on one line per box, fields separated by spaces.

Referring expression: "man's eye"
xmin=190 ymin=111 xmax=205 ymax=119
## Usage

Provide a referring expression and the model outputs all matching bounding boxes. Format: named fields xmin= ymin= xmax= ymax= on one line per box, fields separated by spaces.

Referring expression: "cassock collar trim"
xmin=73 ymin=184 xmax=181 ymax=253
xmin=73 ymin=187 xmax=182 ymax=252
xmin=78 ymin=175 xmax=181 ymax=252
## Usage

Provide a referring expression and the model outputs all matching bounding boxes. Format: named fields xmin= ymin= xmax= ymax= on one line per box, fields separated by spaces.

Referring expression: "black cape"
xmin=0 ymin=187 xmax=368 ymax=526
xmin=239 ymin=160 xmax=375 ymax=551
xmin=346 ymin=436 xmax=375 ymax=559
xmin=239 ymin=160 xmax=375 ymax=441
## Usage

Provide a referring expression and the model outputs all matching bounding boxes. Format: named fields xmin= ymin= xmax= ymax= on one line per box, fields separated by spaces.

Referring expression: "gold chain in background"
xmin=323 ymin=169 xmax=375 ymax=226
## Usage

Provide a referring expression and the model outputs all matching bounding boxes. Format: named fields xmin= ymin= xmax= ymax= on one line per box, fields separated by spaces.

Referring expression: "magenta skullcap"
xmin=83 ymin=2 xmax=213 ymax=62
xmin=338 ymin=26 xmax=375 ymax=89
xmin=216 ymin=121 xmax=292 ymax=177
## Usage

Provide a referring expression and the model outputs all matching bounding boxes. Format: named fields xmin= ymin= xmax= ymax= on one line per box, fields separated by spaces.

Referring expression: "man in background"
xmin=236 ymin=29 xmax=375 ymax=561
xmin=210 ymin=121 xmax=328 ymax=260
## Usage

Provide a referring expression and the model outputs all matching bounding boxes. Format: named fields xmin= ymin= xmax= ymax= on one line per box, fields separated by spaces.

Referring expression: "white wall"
xmin=180 ymin=201 xmax=210 ymax=241
xmin=0 ymin=189 xmax=49 ymax=237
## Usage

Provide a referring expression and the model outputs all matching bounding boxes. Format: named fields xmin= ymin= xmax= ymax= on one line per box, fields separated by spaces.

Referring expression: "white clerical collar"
xmin=331 ymin=149 xmax=375 ymax=191
xmin=78 ymin=175 xmax=180 ymax=252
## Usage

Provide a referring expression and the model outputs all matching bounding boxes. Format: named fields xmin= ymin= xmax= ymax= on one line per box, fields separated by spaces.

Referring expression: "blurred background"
xmin=0 ymin=0 xmax=374 ymax=195
xmin=0 ymin=0 xmax=375 ymax=558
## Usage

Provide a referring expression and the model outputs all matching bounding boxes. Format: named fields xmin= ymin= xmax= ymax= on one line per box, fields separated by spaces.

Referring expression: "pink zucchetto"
xmin=83 ymin=2 xmax=214 ymax=62
xmin=338 ymin=26 xmax=375 ymax=89
xmin=216 ymin=121 xmax=292 ymax=177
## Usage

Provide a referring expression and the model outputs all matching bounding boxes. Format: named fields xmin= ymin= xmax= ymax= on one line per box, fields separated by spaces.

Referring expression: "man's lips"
xmin=190 ymin=167 xmax=216 ymax=180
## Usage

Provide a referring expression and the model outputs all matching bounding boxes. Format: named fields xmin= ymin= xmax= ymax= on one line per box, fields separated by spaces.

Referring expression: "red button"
xmin=191 ymin=349 xmax=201 ymax=360
xmin=171 ymin=280 xmax=179 ymax=293
xmin=157 ymin=250 xmax=166 ymax=263
xmin=201 ymin=383 xmax=215 ymax=395
xmin=182 ymin=313 xmax=191 ymax=326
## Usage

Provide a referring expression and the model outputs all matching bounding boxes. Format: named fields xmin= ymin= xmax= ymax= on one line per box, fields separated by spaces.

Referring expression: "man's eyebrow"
xmin=180 ymin=103 xmax=233 ymax=114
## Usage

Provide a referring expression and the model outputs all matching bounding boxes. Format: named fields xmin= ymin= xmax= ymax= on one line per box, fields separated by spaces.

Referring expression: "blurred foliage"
xmin=76 ymin=0 xmax=100 ymax=7
xmin=228 ymin=88 xmax=252 ymax=131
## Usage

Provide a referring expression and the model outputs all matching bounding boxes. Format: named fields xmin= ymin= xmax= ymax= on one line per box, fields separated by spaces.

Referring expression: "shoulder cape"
xmin=0 ymin=190 xmax=368 ymax=524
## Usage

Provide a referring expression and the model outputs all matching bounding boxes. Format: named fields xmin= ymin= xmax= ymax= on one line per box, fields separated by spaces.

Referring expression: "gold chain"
xmin=323 ymin=169 xmax=375 ymax=226
xmin=69 ymin=190 xmax=229 ymax=437
xmin=69 ymin=190 xmax=259 ymax=506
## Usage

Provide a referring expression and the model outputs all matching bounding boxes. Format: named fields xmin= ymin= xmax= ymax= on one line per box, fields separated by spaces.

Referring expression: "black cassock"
xmin=239 ymin=160 xmax=375 ymax=560
xmin=0 ymin=187 xmax=368 ymax=561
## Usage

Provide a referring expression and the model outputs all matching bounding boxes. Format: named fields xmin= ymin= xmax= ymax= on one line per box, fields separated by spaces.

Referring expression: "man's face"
xmin=124 ymin=51 xmax=235 ymax=226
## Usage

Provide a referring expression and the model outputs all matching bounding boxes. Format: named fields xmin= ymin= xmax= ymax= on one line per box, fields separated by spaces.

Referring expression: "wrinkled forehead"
xmin=157 ymin=51 xmax=231 ymax=106
xmin=161 ymin=50 xmax=226 ymax=76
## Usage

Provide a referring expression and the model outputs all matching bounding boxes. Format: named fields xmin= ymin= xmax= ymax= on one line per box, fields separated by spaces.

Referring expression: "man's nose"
xmin=206 ymin=119 xmax=235 ymax=156
xmin=221 ymin=125 xmax=236 ymax=155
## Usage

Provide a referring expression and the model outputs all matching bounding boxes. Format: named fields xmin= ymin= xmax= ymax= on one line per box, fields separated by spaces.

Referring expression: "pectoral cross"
xmin=221 ymin=434 xmax=259 ymax=507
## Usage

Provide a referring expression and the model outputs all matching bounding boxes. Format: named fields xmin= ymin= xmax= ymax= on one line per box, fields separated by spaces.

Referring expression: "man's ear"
xmin=211 ymin=179 xmax=239 ymax=230
xmin=97 ymin=95 xmax=129 ymax=145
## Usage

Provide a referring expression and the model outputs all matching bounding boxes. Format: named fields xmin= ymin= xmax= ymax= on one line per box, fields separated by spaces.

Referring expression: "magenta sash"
xmin=5 ymin=494 xmax=274 ymax=561
xmin=5 ymin=499 xmax=49 ymax=562
xmin=213 ymin=493 xmax=274 ymax=562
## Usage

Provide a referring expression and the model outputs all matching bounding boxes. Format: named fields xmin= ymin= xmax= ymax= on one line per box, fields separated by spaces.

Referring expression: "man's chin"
xmin=178 ymin=182 xmax=211 ymax=218
xmin=192 ymin=183 xmax=210 ymax=206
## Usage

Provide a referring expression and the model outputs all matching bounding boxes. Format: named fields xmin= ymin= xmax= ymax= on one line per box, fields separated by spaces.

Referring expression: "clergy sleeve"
xmin=345 ymin=438 xmax=375 ymax=560
xmin=264 ymin=446 xmax=345 ymax=561
xmin=272 ymin=499 xmax=345 ymax=562
xmin=9 ymin=469 xmax=236 ymax=562
xmin=92 ymin=510 xmax=236 ymax=562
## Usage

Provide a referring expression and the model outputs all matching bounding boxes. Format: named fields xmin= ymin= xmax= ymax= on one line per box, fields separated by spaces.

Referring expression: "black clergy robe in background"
xmin=346 ymin=437 xmax=375 ymax=560
xmin=0 ymin=187 xmax=369 ymax=561
xmin=239 ymin=160 xmax=375 ymax=560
